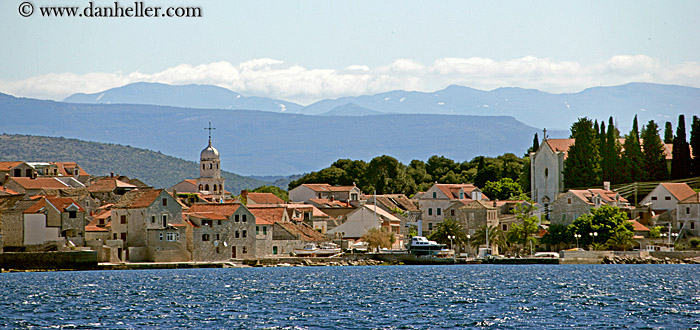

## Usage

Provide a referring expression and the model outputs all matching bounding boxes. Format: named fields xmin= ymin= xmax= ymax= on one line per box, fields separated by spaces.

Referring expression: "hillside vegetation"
xmin=0 ymin=134 xmax=270 ymax=191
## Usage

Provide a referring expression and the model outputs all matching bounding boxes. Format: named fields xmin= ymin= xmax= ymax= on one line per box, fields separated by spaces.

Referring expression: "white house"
xmin=289 ymin=183 xmax=361 ymax=203
xmin=327 ymin=205 xmax=401 ymax=247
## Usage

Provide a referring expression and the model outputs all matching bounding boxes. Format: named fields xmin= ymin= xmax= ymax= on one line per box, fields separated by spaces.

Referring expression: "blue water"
xmin=1 ymin=265 xmax=699 ymax=329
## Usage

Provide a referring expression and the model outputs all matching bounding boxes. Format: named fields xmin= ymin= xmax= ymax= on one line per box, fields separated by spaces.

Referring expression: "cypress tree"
xmin=632 ymin=115 xmax=639 ymax=138
xmin=640 ymin=120 xmax=669 ymax=181
xmin=604 ymin=117 xmax=622 ymax=183
xmin=532 ymin=133 xmax=539 ymax=153
xmin=671 ymin=115 xmax=692 ymax=179
xmin=599 ymin=121 xmax=607 ymax=175
xmin=563 ymin=118 xmax=601 ymax=188
xmin=691 ymin=116 xmax=700 ymax=176
xmin=664 ymin=122 xmax=674 ymax=143
xmin=621 ymin=125 xmax=643 ymax=183
xmin=594 ymin=120 xmax=600 ymax=140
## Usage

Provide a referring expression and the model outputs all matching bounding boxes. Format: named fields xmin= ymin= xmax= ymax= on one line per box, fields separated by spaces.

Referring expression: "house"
xmin=0 ymin=195 xmax=37 ymax=251
xmin=242 ymin=190 xmax=285 ymax=205
xmin=0 ymin=161 xmax=35 ymax=185
xmin=289 ymin=183 xmax=362 ymax=203
xmin=283 ymin=203 xmax=334 ymax=233
xmin=88 ymin=175 xmax=138 ymax=203
xmin=446 ymin=200 xmax=499 ymax=236
xmin=530 ymin=136 xmax=676 ymax=208
xmin=416 ymin=183 xmax=488 ymax=236
xmin=51 ymin=162 xmax=91 ymax=184
xmin=21 ymin=196 xmax=87 ymax=248
xmin=677 ymin=192 xmax=700 ymax=236
xmin=271 ymin=221 xmax=329 ymax=255
xmin=640 ymin=183 xmax=695 ymax=214
xmin=327 ymin=205 xmax=402 ymax=249
xmin=366 ymin=193 xmax=421 ymax=239
xmin=187 ymin=203 xmax=256 ymax=259
xmin=3 ymin=177 xmax=85 ymax=197
xmin=110 ymin=189 xmax=186 ymax=262
xmin=550 ymin=188 xmax=630 ymax=226
xmin=184 ymin=211 xmax=233 ymax=261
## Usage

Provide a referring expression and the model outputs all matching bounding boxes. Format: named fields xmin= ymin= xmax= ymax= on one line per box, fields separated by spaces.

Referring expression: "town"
xmin=0 ymin=114 xmax=699 ymax=269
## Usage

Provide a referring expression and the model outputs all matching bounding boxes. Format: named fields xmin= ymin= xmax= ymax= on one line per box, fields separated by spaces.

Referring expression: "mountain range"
xmin=61 ymin=82 xmax=700 ymax=131
xmin=0 ymin=93 xmax=547 ymax=176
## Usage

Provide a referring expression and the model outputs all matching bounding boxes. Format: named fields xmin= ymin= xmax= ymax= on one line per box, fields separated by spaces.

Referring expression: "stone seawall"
xmin=0 ymin=251 xmax=98 ymax=271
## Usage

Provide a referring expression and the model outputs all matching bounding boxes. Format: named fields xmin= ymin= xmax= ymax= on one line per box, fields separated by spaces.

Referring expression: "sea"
xmin=1 ymin=264 xmax=699 ymax=329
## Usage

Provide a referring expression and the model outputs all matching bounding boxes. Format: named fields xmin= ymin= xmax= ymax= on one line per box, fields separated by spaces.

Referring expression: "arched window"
xmin=544 ymin=168 xmax=549 ymax=177
xmin=209 ymin=164 xmax=212 ymax=169
xmin=219 ymin=184 xmax=223 ymax=192
xmin=216 ymin=164 xmax=219 ymax=169
xmin=213 ymin=184 xmax=217 ymax=191
xmin=205 ymin=184 xmax=210 ymax=191
xmin=202 ymin=164 xmax=205 ymax=170
xmin=199 ymin=184 xmax=203 ymax=190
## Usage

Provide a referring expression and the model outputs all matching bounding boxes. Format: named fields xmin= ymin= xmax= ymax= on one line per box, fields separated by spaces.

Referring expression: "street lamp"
xmin=447 ymin=235 xmax=455 ymax=250
xmin=574 ymin=233 xmax=581 ymax=249
xmin=466 ymin=234 xmax=471 ymax=258
xmin=589 ymin=232 xmax=598 ymax=250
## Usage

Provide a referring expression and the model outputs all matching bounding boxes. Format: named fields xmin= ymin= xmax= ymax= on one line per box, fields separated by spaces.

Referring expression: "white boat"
xmin=407 ymin=236 xmax=446 ymax=256
xmin=293 ymin=243 xmax=341 ymax=257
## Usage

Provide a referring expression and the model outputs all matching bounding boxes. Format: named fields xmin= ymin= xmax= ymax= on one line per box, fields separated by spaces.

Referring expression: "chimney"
xmin=110 ymin=172 xmax=114 ymax=178
xmin=241 ymin=190 xmax=248 ymax=200
xmin=493 ymin=199 xmax=497 ymax=207
xmin=603 ymin=181 xmax=610 ymax=191
xmin=173 ymin=189 xmax=177 ymax=197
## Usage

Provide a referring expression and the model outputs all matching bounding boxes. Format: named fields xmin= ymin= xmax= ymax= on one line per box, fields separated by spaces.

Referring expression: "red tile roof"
xmin=276 ymin=221 xmax=327 ymax=242
xmin=308 ymin=198 xmax=352 ymax=208
xmin=660 ymin=183 xmax=695 ymax=201
xmin=0 ymin=186 xmax=21 ymax=196
xmin=188 ymin=203 xmax=242 ymax=218
xmin=302 ymin=183 xmax=356 ymax=192
xmin=628 ymin=220 xmax=650 ymax=232
xmin=248 ymin=206 xmax=287 ymax=225
xmin=0 ymin=161 xmax=24 ymax=171
xmin=86 ymin=218 xmax=109 ymax=232
xmin=679 ymin=192 xmax=700 ymax=204
xmin=545 ymin=139 xmax=677 ymax=160
xmin=113 ymin=189 xmax=164 ymax=209
xmin=9 ymin=177 xmax=70 ymax=189
xmin=434 ymin=184 xmax=489 ymax=200
xmin=247 ymin=192 xmax=285 ymax=205
xmin=185 ymin=211 xmax=229 ymax=221
xmin=88 ymin=178 xmax=137 ymax=192
xmin=52 ymin=162 xmax=90 ymax=177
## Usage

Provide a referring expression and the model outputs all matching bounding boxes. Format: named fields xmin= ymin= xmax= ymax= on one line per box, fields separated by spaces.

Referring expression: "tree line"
xmin=288 ymin=153 xmax=529 ymax=197
xmin=562 ymin=114 xmax=700 ymax=189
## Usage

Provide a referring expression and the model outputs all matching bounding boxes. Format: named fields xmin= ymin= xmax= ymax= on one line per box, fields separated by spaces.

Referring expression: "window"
xmin=665 ymin=196 xmax=671 ymax=201
xmin=235 ymin=231 xmax=240 ymax=238
xmin=219 ymin=184 xmax=223 ymax=192
xmin=217 ymin=220 xmax=222 ymax=226
xmin=273 ymin=246 xmax=278 ymax=254
xmin=433 ymin=192 xmax=437 ymax=198
xmin=263 ymin=226 xmax=267 ymax=235
xmin=166 ymin=232 xmax=176 ymax=241
xmin=213 ymin=185 xmax=217 ymax=191
xmin=113 ymin=233 xmax=117 ymax=240
xmin=544 ymin=168 xmax=548 ymax=177
xmin=428 ymin=223 xmax=433 ymax=231
xmin=162 ymin=214 xmax=168 ymax=227
xmin=120 ymin=233 xmax=126 ymax=241
xmin=562 ymin=214 xmax=566 ymax=222
xmin=209 ymin=164 xmax=212 ymax=169
xmin=437 ymin=208 xmax=441 ymax=216
xmin=68 ymin=211 xmax=77 ymax=218
xmin=651 ymin=196 xmax=657 ymax=200
xmin=235 ymin=215 xmax=240 ymax=222
xmin=451 ymin=210 xmax=455 ymax=216
xmin=202 ymin=164 xmax=205 ymax=170
xmin=428 ymin=208 xmax=433 ymax=216
xmin=242 ymin=230 xmax=247 ymax=238
xmin=99 ymin=219 xmax=104 ymax=225
xmin=502 ymin=224 xmax=508 ymax=231
xmin=151 ymin=216 xmax=156 ymax=224
xmin=120 ymin=215 xmax=126 ymax=224
xmin=216 ymin=234 xmax=220 ymax=241
xmin=162 ymin=198 xmax=167 ymax=206
xmin=242 ymin=215 xmax=247 ymax=222
xmin=159 ymin=233 xmax=163 ymax=241
xmin=567 ymin=198 xmax=572 ymax=205
xmin=688 ymin=207 xmax=691 ymax=215
xmin=691 ymin=222 xmax=695 ymax=230
xmin=242 ymin=246 xmax=247 ymax=254
xmin=202 ymin=234 xmax=210 ymax=241
xmin=199 ymin=184 xmax=203 ymax=190
xmin=351 ymin=193 xmax=358 ymax=201
xmin=205 ymin=184 xmax=210 ymax=191
xmin=202 ymin=220 xmax=212 ymax=226
xmin=256 ymin=226 xmax=260 ymax=235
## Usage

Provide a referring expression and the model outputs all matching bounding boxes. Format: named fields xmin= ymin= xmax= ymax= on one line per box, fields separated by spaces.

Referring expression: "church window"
xmin=199 ymin=184 xmax=203 ymax=190
xmin=205 ymin=184 xmax=210 ymax=191
xmin=544 ymin=168 xmax=548 ymax=177
xmin=219 ymin=184 xmax=223 ymax=192
xmin=213 ymin=185 xmax=217 ymax=191
xmin=202 ymin=164 xmax=205 ymax=170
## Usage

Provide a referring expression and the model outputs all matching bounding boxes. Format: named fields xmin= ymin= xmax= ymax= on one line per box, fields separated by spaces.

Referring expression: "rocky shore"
xmin=247 ymin=258 xmax=386 ymax=267
xmin=603 ymin=255 xmax=700 ymax=264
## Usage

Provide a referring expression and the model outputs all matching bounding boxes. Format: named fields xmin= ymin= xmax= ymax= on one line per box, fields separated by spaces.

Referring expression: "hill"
xmin=0 ymin=134 xmax=271 ymax=191
xmin=0 ymin=93 xmax=553 ymax=175
xmin=63 ymin=82 xmax=302 ymax=113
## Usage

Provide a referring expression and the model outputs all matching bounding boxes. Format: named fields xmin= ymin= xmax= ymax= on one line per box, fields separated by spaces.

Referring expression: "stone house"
xmin=0 ymin=195 xmax=37 ymax=250
xmin=283 ymin=203 xmax=334 ymax=234
xmin=0 ymin=161 xmax=35 ymax=185
xmin=416 ymin=183 xmax=488 ymax=236
xmin=446 ymin=200 xmax=499 ymax=236
xmin=3 ymin=177 xmax=86 ymax=197
xmin=270 ymin=221 xmax=329 ymax=256
xmin=22 ymin=196 xmax=87 ymax=248
xmin=51 ymin=162 xmax=91 ymax=184
xmin=289 ymin=183 xmax=362 ymax=203
xmin=248 ymin=205 xmax=293 ymax=257
xmin=327 ymin=205 xmax=402 ymax=249
xmin=550 ymin=188 xmax=630 ymax=226
xmin=241 ymin=190 xmax=285 ymax=205
xmin=184 ymin=211 xmax=232 ymax=261
xmin=187 ymin=203 xmax=256 ymax=260
xmin=366 ymin=193 xmax=421 ymax=238
xmin=677 ymin=192 xmax=700 ymax=236
xmin=88 ymin=176 xmax=138 ymax=204
xmin=110 ymin=189 xmax=186 ymax=262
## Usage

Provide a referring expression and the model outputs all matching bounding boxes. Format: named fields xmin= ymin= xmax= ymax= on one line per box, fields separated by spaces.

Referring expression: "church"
xmin=168 ymin=123 xmax=229 ymax=203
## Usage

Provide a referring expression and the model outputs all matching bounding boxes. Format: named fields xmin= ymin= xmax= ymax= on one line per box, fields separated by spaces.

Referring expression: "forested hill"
xmin=0 ymin=134 xmax=270 ymax=192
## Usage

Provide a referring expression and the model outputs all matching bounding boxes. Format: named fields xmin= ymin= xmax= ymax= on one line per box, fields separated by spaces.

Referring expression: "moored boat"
xmin=407 ymin=236 xmax=446 ymax=256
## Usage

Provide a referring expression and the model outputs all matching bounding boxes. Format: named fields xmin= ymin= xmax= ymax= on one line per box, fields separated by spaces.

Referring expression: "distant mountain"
xmin=63 ymin=82 xmax=302 ymax=113
xmin=320 ymin=103 xmax=383 ymax=116
xmin=298 ymin=83 xmax=700 ymax=130
xmin=0 ymin=134 xmax=272 ymax=192
xmin=0 ymin=93 xmax=550 ymax=175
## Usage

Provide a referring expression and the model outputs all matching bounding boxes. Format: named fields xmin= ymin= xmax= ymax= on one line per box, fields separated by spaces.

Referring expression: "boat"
xmin=293 ymin=243 xmax=341 ymax=257
xmin=407 ymin=236 xmax=446 ymax=256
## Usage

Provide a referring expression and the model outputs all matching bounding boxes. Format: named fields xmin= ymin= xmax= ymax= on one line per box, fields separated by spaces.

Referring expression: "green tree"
xmin=361 ymin=228 xmax=396 ymax=252
xmin=540 ymin=224 xmax=571 ymax=251
xmin=690 ymin=115 xmax=700 ymax=176
xmin=531 ymin=133 xmax=539 ymax=153
xmin=568 ymin=205 xmax=632 ymax=248
xmin=483 ymin=178 xmax=524 ymax=200
xmin=664 ymin=121 xmax=674 ymax=143
xmin=251 ymin=185 xmax=289 ymax=201
xmin=428 ymin=218 xmax=467 ymax=252
xmin=563 ymin=117 xmax=601 ymax=188
xmin=471 ymin=225 xmax=507 ymax=252
xmin=505 ymin=203 xmax=539 ymax=253
xmin=474 ymin=156 xmax=488 ymax=188
xmin=426 ymin=155 xmax=458 ymax=181
xmin=606 ymin=230 xmax=635 ymax=251
xmin=621 ymin=127 xmax=644 ymax=183
xmin=640 ymin=120 xmax=669 ymax=181
xmin=671 ymin=114 xmax=692 ymax=179
xmin=518 ymin=156 xmax=531 ymax=194
xmin=331 ymin=159 xmax=368 ymax=186
xmin=601 ymin=117 xmax=622 ymax=183
xmin=364 ymin=155 xmax=416 ymax=194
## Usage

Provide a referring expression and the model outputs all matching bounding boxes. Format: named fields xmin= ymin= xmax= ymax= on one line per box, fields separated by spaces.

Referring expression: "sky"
xmin=1 ymin=0 xmax=699 ymax=105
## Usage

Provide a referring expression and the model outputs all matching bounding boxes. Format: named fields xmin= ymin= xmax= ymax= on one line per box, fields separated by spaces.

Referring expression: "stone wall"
xmin=0 ymin=251 xmax=97 ymax=270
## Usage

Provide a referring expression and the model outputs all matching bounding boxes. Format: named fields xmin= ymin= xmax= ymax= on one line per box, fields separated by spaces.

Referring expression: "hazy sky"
xmin=1 ymin=0 xmax=699 ymax=104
